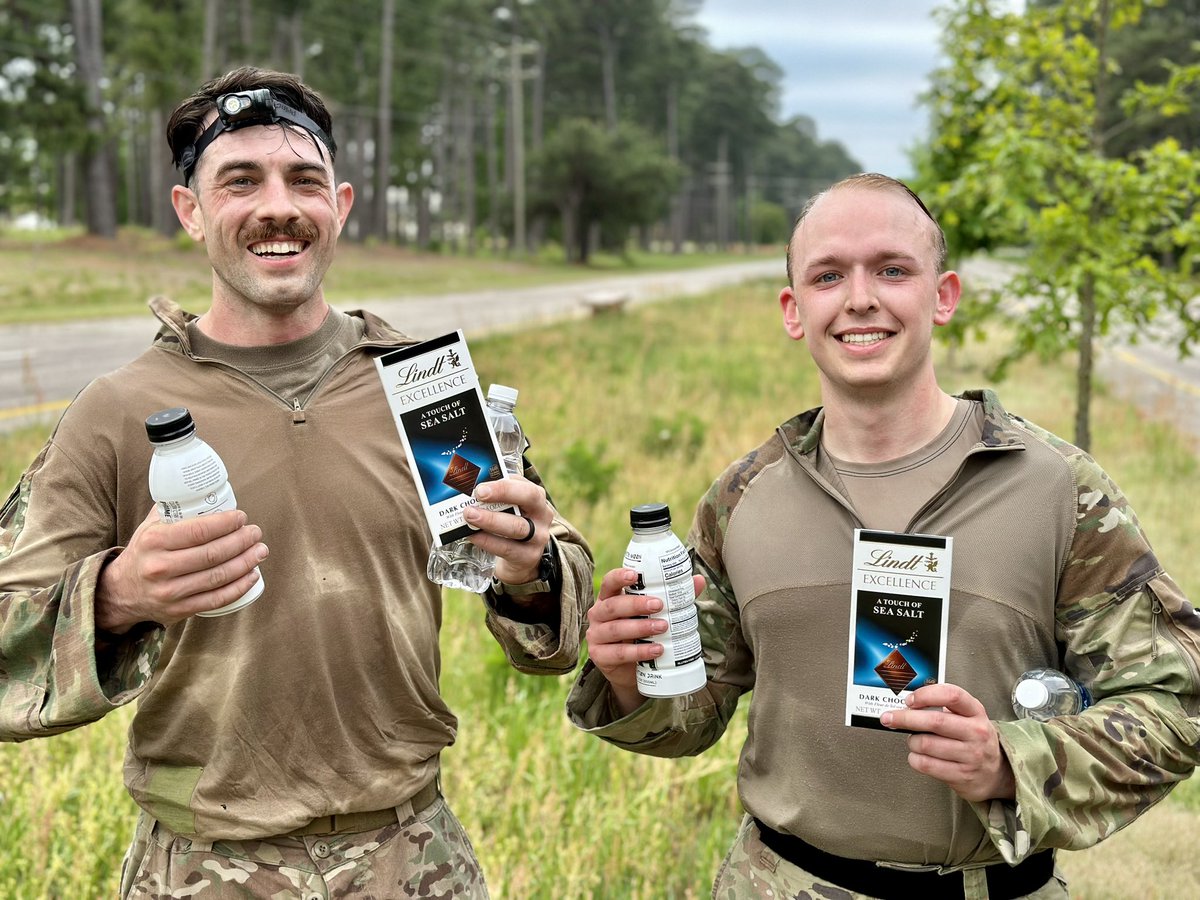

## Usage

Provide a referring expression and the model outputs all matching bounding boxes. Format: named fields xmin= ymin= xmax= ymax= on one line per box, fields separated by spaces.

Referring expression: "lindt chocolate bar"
xmin=374 ymin=331 xmax=515 ymax=547
xmin=846 ymin=529 xmax=952 ymax=730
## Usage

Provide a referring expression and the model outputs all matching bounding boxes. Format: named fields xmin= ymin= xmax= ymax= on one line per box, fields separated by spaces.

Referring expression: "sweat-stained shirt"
xmin=0 ymin=297 xmax=594 ymax=840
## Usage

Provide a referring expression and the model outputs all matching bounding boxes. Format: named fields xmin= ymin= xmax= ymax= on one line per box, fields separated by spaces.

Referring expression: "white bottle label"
xmin=157 ymin=482 xmax=238 ymax=524
xmin=624 ymin=537 xmax=703 ymax=671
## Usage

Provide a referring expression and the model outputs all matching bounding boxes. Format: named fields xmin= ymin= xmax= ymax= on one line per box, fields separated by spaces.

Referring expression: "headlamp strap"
xmin=179 ymin=89 xmax=335 ymax=181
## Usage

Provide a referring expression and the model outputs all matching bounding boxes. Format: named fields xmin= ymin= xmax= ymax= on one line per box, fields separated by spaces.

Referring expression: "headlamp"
xmin=178 ymin=88 xmax=336 ymax=182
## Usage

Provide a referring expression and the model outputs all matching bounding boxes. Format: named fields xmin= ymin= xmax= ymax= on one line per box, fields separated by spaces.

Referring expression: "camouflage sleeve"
xmin=564 ymin=469 xmax=752 ymax=756
xmin=482 ymin=455 xmax=595 ymax=676
xmin=1 ymin=439 xmax=163 ymax=741
xmin=976 ymin=453 xmax=1200 ymax=861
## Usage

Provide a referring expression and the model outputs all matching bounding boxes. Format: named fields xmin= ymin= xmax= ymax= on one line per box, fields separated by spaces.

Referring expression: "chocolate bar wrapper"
xmin=845 ymin=529 xmax=952 ymax=730
xmin=374 ymin=330 xmax=514 ymax=547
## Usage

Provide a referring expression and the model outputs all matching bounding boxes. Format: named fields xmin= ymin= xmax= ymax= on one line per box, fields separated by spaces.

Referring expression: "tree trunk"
xmin=57 ymin=152 xmax=77 ymax=227
xmin=527 ymin=42 xmax=547 ymax=251
xmin=485 ymin=81 xmax=499 ymax=251
xmin=372 ymin=0 xmax=396 ymax=242
xmin=508 ymin=35 xmax=526 ymax=254
xmin=70 ymin=0 xmax=117 ymax=238
xmin=1073 ymin=0 xmax=1111 ymax=452
xmin=667 ymin=82 xmax=683 ymax=253
xmin=462 ymin=71 xmax=477 ymax=255
xmin=713 ymin=134 xmax=731 ymax=250
xmin=598 ymin=24 xmax=618 ymax=133
xmin=202 ymin=0 xmax=221 ymax=78
xmin=149 ymin=107 xmax=177 ymax=238
xmin=435 ymin=60 xmax=452 ymax=249
xmin=238 ymin=0 xmax=254 ymax=55
xmin=1075 ymin=271 xmax=1096 ymax=451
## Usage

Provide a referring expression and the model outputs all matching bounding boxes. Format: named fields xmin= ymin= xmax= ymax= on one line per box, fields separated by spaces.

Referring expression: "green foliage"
xmin=749 ymin=200 xmax=790 ymax=246
xmin=1 ymin=286 xmax=1199 ymax=897
xmin=915 ymin=0 xmax=1200 ymax=448
xmin=531 ymin=118 xmax=683 ymax=263
xmin=552 ymin=439 xmax=620 ymax=507
xmin=639 ymin=411 xmax=707 ymax=458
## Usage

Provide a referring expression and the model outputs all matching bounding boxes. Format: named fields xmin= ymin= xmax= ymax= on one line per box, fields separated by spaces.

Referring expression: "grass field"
xmin=0 ymin=228 xmax=773 ymax=324
xmin=0 ymin=279 xmax=1197 ymax=898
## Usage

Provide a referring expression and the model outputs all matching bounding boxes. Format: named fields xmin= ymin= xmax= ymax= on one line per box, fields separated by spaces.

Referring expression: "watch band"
xmin=492 ymin=540 xmax=560 ymax=596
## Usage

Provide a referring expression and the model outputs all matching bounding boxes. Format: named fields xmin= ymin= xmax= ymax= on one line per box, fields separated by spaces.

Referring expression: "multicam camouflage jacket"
xmin=0 ymin=297 xmax=595 ymax=839
xmin=568 ymin=389 xmax=1200 ymax=869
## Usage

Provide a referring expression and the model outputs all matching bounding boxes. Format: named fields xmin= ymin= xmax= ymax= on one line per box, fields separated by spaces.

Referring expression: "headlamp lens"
xmin=221 ymin=94 xmax=249 ymax=116
xmin=217 ymin=89 xmax=275 ymax=127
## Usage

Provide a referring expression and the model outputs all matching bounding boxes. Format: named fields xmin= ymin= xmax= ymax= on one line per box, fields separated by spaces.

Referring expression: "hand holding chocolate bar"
xmin=463 ymin=476 xmax=553 ymax=585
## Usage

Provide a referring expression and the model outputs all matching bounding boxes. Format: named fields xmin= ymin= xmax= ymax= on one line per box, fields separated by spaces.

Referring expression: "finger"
xmin=905 ymin=731 xmax=980 ymax=764
xmin=462 ymin=505 xmax=543 ymax=542
xmin=473 ymin=476 xmax=546 ymax=512
xmin=160 ymin=540 xmax=270 ymax=602
xmin=883 ymin=706 xmax=967 ymax=739
xmin=154 ymin=509 xmax=250 ymax=551
xmin=172 ymin=567 xmax=265 ymax=620
xmin=587 ymin=611 xmax=668 ymax=645
xmin=142 ymin=524 xmax=265 ymax=581
xmin=589 ymin=636 xmax=665 ymax=667
xmin=905 ymin=683 xmax=985 ymax=718
xmin=599 ymin=568 xmax=638 ymax=601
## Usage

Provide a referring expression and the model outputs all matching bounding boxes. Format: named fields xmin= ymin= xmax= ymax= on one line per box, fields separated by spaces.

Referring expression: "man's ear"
xmin=933 ymin=270 xmax=962 ymax=326
xmin=335 ymin=181 xmax=354 ymax=230
xmin=780 ymin=286 xmax=805 ymax=340
xmin=171 ymin=185 xmax=205 ymax=243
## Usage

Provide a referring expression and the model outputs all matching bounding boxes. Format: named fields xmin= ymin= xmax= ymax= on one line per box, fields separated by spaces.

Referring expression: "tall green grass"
xmin=0 ymin=284 xmax=1196 ymax=898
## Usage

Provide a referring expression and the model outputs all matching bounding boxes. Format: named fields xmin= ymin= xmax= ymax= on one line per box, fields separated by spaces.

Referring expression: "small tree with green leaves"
xmin=531 ymin=118 xmax=682 ymax=263
xmin=916 ymin=0 xmax=1200 ymax=450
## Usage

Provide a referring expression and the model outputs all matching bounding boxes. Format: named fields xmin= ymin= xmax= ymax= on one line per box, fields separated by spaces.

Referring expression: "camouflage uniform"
xmin=119 ymin=797 xmax=487 ymax=899
xmin=568 ymin=390 xmax=1200 ymax=897
xmin=0 ymin=298 xmax=594 ymax=891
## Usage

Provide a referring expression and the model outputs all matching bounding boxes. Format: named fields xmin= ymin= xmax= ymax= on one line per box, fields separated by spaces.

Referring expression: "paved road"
xmin=2 ymin=256 xmax=1197 ymax=446
xmin=0 ymin=259 xmax=782 ymax=432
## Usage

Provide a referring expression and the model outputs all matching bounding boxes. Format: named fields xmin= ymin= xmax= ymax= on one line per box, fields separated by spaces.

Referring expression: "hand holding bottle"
xmin=96 ymin=506 xmax=268 ymax=632
xmin=584 ymin=566 xmax=708 ymax=717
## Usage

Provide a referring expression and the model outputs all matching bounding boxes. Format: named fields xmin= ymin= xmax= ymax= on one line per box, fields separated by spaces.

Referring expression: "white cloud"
xmin=695 ymin=0 xmax=949 ymax=175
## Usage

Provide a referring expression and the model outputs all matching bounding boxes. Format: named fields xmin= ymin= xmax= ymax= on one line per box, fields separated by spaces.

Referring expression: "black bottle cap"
xmin=145 ymin=407 xmax=195 ymax=443
xmin=630 ymin=502 xmax=672 ymax=529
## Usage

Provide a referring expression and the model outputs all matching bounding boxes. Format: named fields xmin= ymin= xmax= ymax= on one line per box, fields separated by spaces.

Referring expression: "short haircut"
xmin=785 ymin=173 xmax=947 ymax=284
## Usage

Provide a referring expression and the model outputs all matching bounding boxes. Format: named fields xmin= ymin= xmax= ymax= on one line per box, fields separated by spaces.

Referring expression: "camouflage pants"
xmin=118 ymin=796 xmax=488 ymax=899
xmin=712 ymin=815 xmax=1070 ymax=900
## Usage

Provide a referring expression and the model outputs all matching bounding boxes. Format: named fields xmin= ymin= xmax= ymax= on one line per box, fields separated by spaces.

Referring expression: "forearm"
xmin=0 ymin=551 xmax=162 ymax=740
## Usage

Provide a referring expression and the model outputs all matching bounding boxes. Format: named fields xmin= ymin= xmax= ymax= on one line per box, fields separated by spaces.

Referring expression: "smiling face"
xmin=171 ymin=118 xmax=353 ymax=338
xmin=779 ymin=184 xmax=960 ymax=405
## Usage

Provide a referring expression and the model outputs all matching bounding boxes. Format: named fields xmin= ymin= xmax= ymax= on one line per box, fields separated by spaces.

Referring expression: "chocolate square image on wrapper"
xmin=442 ymin=452 xmax=483 ymax=495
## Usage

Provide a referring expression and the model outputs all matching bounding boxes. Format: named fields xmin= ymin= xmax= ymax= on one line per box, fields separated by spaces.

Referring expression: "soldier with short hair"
xmin=569 ymin=173 xmax=1200 ymax=899
xmin=0 ymin=66 xmax=594 ymax=898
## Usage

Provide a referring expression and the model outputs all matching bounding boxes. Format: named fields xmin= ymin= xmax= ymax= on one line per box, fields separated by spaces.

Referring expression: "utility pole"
xmin=509 ymin=32 xmax=526 ymax=255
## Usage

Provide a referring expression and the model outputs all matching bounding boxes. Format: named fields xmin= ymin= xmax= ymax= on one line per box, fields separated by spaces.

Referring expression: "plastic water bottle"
xmin=1011 ymin=668 xmax=1091 ymax=721
xmin=625 ymin=503 xmax=707 ymax=698
xmin=427 ymin=384 xmax=524 ymax=593
xmin=145 ymin=407 xmax=264 ymax=617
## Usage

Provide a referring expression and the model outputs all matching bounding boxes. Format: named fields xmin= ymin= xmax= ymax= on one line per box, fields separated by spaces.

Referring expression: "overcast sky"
xmin=692 ymin=0 xmax=950 ymax=178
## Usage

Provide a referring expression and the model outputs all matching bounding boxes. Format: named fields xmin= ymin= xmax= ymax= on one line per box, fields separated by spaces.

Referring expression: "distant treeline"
xmin=0 ymin=0 xmax=865 ymax=260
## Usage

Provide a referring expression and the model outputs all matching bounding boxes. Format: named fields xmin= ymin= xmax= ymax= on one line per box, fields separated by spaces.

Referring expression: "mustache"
xmin=242 ymin=221 xmax=318 ymax=244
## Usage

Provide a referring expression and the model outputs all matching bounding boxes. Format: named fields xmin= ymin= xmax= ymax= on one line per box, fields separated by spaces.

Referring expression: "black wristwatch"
xmin=492 ymin=540 xmax=561 ymax=596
